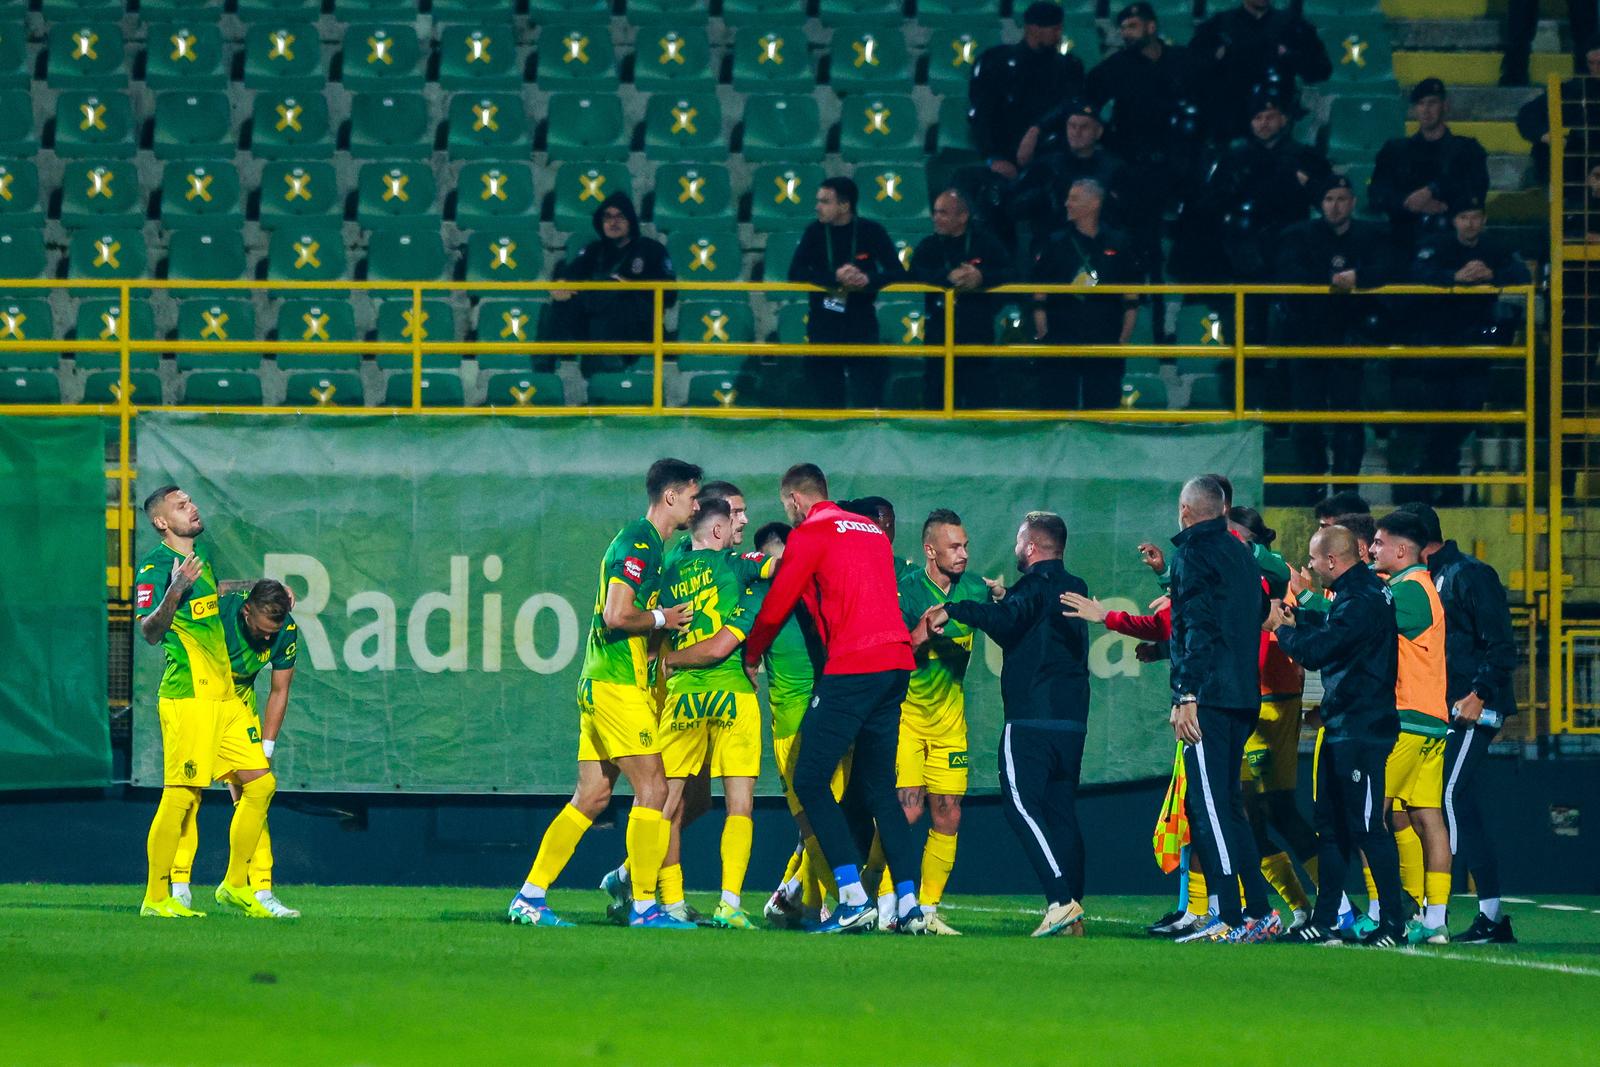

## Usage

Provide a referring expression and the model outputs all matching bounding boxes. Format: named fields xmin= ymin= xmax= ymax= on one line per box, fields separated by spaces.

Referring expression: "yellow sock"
xmin=800 ymin=851 xmax=823 ymax=910
xmin=248 ymin=820 xmax=274 ymax=891
xmin=145 ymin=787 xmax=198 ymax=901
xmin=720 ymin=815 xmax=753 ymax=905
xmin=1302 ymin=855 xmax=1319 ymax=890
xmin=225 ymin=774 xmax=275 ymax=888
xmin=1261 ymin=851 xmax=1311 ymax=913
xmin=920 ymin=830 xmax=958 ymax=907
xmin=526 ymin=804 xmax=592 ymax=891
xmin=781 ymin=844 xmax=804 ymax=887
xmin=1395 ymin=825 xmax=1424 ymax=902
xmin=170 ymin=799 xmax=199 ymax=885
xmin=658 ymin=862 xmax=685 ymax=907
xmin=1188 ymin=871 xmax=1208 ymax=915
xmin=626 ymin=807 xmax=667 ymax=901
xmin=802 ymin=833 xmax=836 ymax=895
xmin=1424 ymin=870 xmax=1452 ymax=910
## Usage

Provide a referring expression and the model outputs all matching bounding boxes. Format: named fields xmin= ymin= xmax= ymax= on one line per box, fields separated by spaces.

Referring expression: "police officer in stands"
xmin=1010 ymin=99 xmax=1129 ymax=236
xmin=1369 ymin=78 xmax=1490 ymax=255
xmin=1190 ymin=0 xmax=1331 ymax=143
xmin=969 ymin=2 xmax=1086 ymax=180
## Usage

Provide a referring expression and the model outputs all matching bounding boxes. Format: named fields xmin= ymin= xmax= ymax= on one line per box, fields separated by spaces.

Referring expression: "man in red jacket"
xmin=744 ymin=463 xmax=923 ymax=934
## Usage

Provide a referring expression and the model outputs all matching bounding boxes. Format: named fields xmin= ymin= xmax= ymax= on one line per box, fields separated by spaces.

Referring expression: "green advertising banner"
xmin=132 ymin=415 xmax=1261 ymax=795
xmin=0 ymin=417 xmax=111 ymax=791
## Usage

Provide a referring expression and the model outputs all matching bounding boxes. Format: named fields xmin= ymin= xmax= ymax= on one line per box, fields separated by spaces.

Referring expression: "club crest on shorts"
xmin=183 ymin=760 xmax=198 ymax=780
xmin=639 ymin=729 xmax=653 ymax=746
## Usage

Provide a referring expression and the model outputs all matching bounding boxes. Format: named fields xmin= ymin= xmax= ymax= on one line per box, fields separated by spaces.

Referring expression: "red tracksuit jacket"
xmin=744 ymin=500 xmax=914 ymax=675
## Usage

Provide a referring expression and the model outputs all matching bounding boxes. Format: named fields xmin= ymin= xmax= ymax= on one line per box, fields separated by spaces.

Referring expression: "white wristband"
xmin=651 ymin=608 xmax=666 ymax=629
xmin=262 ymin=738 xmax=275 ymax=758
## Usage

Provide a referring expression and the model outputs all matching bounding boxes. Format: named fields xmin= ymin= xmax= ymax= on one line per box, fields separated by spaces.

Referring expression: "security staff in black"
xmin=910 ymin=188 xmax=1013 ymax=407
xmin=1189 ymin=0 xmax=1330 ymax=142
xmin=968 ymin=2 xmax=1085 ymax=176
xmin=1401 ymin=504 xmax=1520 ymax=944
xmin=1166 ymin=477 xmax=1273 ymax=939
xmin=1008 ymin=99 xmax=1130 ymax=234
xmin=547 ymin=192 xmax=675 ymax=376
xmin=929 ymin=511 xmax=1092 ymax=935
xmin=1270 ymin=524 xmax=1412 ymax=946
xmin=1369 ymin=79 xmax=1490 ymax=255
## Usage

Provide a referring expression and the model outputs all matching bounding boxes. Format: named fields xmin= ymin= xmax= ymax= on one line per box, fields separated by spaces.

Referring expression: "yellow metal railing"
xmin=1560 ymin=629 xmax=1600 ymax=733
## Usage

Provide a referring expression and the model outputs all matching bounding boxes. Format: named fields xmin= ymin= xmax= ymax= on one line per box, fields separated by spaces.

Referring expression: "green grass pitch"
xmin=4 ymin=885 xmax=1597 ymax=1065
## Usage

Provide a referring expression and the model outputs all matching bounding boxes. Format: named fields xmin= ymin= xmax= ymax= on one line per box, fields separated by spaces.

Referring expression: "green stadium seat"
xmin=431 ymin=0 xmax=512 ymax=21
xmin=934 ymin=94 xmax=978 ymax=158
xmin=0 ymin=226 xmax=45 ymax=287
xmin=587 ymin=370 xmax=654 ymax=405
xmin=357 ymin=162 xmax=439 ymax=232
xmin=888 ymin=231 xmax=916 ymax=272
xmin=626 ymin=0 xmax=709 ymax=18
xmin=81 ymin=369 xmax=161 ymax=405
xmin=159 ymin=162 xmax=243 ymax=231
xmin=482 ymin=370 xmax=565 ymax=407
xmin=749 ymin=163 xmax=823 ymax=232
xmin=382 ymin=371 xmax=466 ymax=407
xmin=52 ymin=91 xmax=136 ymax=159
xmin=1339 ymin=162 xmax=1377 ymax=214
xmin=152 ymin=91 xmax=234 ymax=160
xmin=1172 ymin=302 xmax=1232 ymax=348
xmin=465 ymin=224 xmax=542 ymax=282
xmin=643 ymin=92 xmax=724 ymax=161
xmin=531 ymin=0 xmax=612 ymax=16
xmin=375 ymin=298 xmax=457 ymax=371
xmin=182 ymin=370 xmax=265 ymax=406
xmin=1058 ymin=16 xmax=1102 ymax=64
xmin=537 ymin=22 xmax=618 ymax=89
xmin=650 ymin=163 xmax=733 ymax=228
xmin=1184 ymin=372 xmax=1226 ymax=410
xmin=236 ymin=0 xmax=321 ymax=21
xmin=346 ymin=92 xmax=434 ymax=159
xmin=437 ymin=24 xmax=522 ymax=91
xmin=828 ymin=28 xmax=913 ymax=94
xmin=175 ymin=298 xmax=257 ymax=371
xmin=839 ymin=93 xmax=923 ymax=162
xmin=917 ymin=0 xmax=1001 ymax=26
xmin=740 ymin=94 xmax=824 ymax=163
xmin=633 ymin=27 xmax=716 ymax=91
xmin=243 ymin=24 xmax=326 ymax=92
xmin=720 ymin=0 xmax=795 ymax=26
xmin=1121 ymin=372 xmax=1169 ymax=410
xmin=453 ymin=161 xmax=538 ymax=225
xmin=0 ymin=22 xmax=28 ymax=90
xmin=852 ymin=164 xmax=930 ymax=223
xmin=0 ymin=90 xmax=34 ymax=155
xmin=731 ymin=23 xmax=815 ymax=93
xmin=774 ymin=301 xmax=808 ymax=343
xmin=544 ymin=93 xmax=628 ymax=162
xmin=258 ymin=162 xmax=341 ymax=228
xmin=144 ymin=23 xmax=228 ymax=91
xmin=675 ymin=299 xmax=753 ymax=373
xmin=761 ymin=231 xmax=802 ymax=281
xmin=59 ymin=160 xmax=143 ymax=228
xmin=474 ymin=298 xmax=543 ymax=369
xmin=816 ymin=0 xmax=905 ymax=26
xmin=47 ymin=23 xmax=129 ymax=89
xmin=683 ymin=372 xmax=752 ymax=408
xmin=68 ymin=228 xmax=147 ymax=280
xmin=283 ymin=371 xmax=364 ymax=407
xmin=925 ymin=26 xmax=996 ymax=92
xmin=0 ymin=369 xmax=61 ymax=403
xmin=445 ymin=92 xmax=533 ymax=160
xmin=668 ymin=228 xmax=743 ymax=283
xmin=364 ymin=230 xmax=451 ymax=282
xmin=248 ymin=92 xmax=334 ymax=160
xmin=0 ymin=299 xmax=55 ymax=370
xmin=142 ymin=0 xmax=229 ymax=14
xmin=877 ymin=300 xmax=932 ymax=346
xmin=275 ymin=298 xmax=358 ymax=370
xmin=0 ymin=161 xmax=44 ymax=226
xmin=341 ymin=24 xmax=426 ymax=91
xmin=1327 ymin=95 xmax=1406 ymax=160
xmin=74 ymin=299 xmax=157 ymax=373
xmin=549 ymin=163 xmax=630 ymax=230
xmin=330 ymin=0 xmax=404 ymax=13
xmin=165 ymin=229 xmax=248 ymax=292
xmin=1321 ymin=18 xmax=1396 ymax=89
xmin=267 ymin=225 xmax=349 ymax=281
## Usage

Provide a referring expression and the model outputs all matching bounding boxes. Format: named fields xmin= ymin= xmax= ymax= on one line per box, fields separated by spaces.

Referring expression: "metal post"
xmin=652 ymin=286 xmax=665 ymax=413
xmin=1548 ymin=73 xmax=1566 ymax=730
xmin=410 ymin=285 xmax=422 ymax=411
xmin=116 ymin=282 xmax=132 ymax=600
xmin=1232 ymin=288 xmax=1245 ymax=416
xmin=943 ymin=287 xmax=956 ymax=415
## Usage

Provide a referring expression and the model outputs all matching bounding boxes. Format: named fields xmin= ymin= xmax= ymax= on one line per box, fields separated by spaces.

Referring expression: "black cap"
xmin=1410 ymin=77 xmax=1447 ymax=102
xmin=1376 ymin=510 xmax=1434 ymax=551
xmin=1452 ymin=193 xmax=1486 ymax=216
xmin=1316 ymin=173 xmax=1353 ymax=199
xmin=1393 ymin=502 xmax=1443 ymax=544
xmin=1061 ymin=97 xmax=1103 ymax=122
xmin=1021 ymin=2 xmax=1064 ymax=27
xmin=1116 ymin=2 xmax=1157 ymax=22
xmin=1248 ymin=86 xmax=1287 ymax=117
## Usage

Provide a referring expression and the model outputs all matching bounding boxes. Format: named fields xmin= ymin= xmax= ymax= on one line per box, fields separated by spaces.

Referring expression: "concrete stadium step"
xmin=1448 ymin=85 xmax=1545 ymax=121
xmin=1393 ymin=18 xmax=1563 ymax=52
xmin=1394 ymin=51 xmax=1572 ymax=87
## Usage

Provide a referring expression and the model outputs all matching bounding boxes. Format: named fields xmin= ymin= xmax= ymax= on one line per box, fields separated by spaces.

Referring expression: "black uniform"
xmin=946 ymin=557 xmax=1092 ymax=907
xmin=548 ymin=192 xmax=675 ymax=375
xmin=1167 ymin=514 xmax=1271 ymax=929
xmin=1502 ymin=0 xmax=1597 ymax=87
xmin=968 ymin=41 xmax=1086 ymax=166
xmin=1429 ymin=540 xmax=1518 ymax=906
xmin=1182 ymin=132 xmax=1329 ymax=282
xmin=1029 ymin=222 xmax=1140 ymax=409
xmin=1275 ymin=562 xmax=1411 ymax=934
xmin=1515 ymin=76 xmax=1600 ymax=186
xmin=1368 ymin=129 xmax=1490 ymax=253
xmin=787 ymin=213 xmax=907 ymax=405
xmin=1189 ymin=4 xmax=1331 ymax=141
xmin=1008 ymin=142 xmax=1130 ymax=233
xmin=909 ymin=227 xmax=1013 ymax=408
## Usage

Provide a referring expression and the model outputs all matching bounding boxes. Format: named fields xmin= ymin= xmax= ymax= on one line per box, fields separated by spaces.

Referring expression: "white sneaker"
xmin=876 ymin=892 xmax=898 ymax=932
xmin=925 ymin=910 xmax=963 ymax=936
xmin=253 ymin=890 xmax=301 ymax=919
xmin=662 ymin=901 xmax=692 ymax=923
xmin=171 ymin=882 xmax=192 ymax=909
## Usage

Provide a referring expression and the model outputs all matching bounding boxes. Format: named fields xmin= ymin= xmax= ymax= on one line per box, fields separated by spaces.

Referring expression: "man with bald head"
xmin=1268 ymin=525 xmax=1412 ymax=946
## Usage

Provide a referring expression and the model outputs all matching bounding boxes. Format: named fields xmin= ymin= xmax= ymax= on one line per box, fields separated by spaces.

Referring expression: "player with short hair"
xmin=170 ymin=579 xmax=301 ymax=918
xmin=839 ymin=496 xmax=919 ymax=579
xmin=135 ymin=486 xmax=280 ymax=919
xmin=508 ymin=458 xmax=701 ymax=929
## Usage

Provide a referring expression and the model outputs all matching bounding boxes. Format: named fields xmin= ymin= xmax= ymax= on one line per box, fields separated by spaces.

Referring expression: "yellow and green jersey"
xmin=133 ymin=540 xmax=231 ymax=701
xmin=662 ymin=547 xmax=767 ymax=696
xmin=898 ymin=567 xmax=989 ymax=737
xmin=581 ymin=517 xmax=665 ymax=690
xmin=745 ymin=578 xmax=820 ymax=740
xmin=219 ymin=592 xmax=299 ymax=707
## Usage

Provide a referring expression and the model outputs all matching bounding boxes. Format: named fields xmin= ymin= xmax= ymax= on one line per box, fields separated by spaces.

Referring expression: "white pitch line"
xmin=1538 ymin=904 xmax=1586 ymax=912
xmin=1502 ymin=897 xmax=1536 ymax=904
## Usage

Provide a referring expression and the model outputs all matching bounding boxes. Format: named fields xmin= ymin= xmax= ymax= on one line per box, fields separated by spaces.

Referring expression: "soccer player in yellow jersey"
xmin=508 ymin=459 xmax=700 ymax=929
xmin=134 ymin=487 xmax=280 ymax=919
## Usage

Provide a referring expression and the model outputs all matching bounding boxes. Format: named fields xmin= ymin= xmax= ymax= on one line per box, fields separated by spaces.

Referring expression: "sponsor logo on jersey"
xmin=949 ymin=751 xmax=968 ymax=769
xmin=833 ymin=519 xmax=883 ymax=535
xmin=135 ymin=584 xmax=155 ymax=609
xmin=189 ymin=594 xmax=219 ymax=619
xmin=623 ymin=556 xmax=645 ymax=582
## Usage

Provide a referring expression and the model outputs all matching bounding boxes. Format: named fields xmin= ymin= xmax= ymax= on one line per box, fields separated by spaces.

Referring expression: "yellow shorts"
xmin=773 ymin=731 xmax=849 ymax=817
xmin=895 ymin=727 xmax=969 ymax=796
xmin=659 ymin=690 xmax=761 ymax=779
xmin=1385 ymin=730 xmax=1446 ymax=808
xmin=1242 ymin=697 xmax=1303 ymax=794
xmin=576 ymin=678 xmax=660 ymax=764
xmin=158 ymin=696 xmax=269 ymax=787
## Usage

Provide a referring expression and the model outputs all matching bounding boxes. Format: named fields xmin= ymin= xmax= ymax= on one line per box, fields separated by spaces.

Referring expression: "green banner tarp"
xmin=132 ymin=415 xmax=1262 ymax=794
xmin=0 ymin=417 xmax=111 ymax=790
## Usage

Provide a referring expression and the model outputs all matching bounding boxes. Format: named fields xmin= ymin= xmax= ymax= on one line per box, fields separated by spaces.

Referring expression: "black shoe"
xmin=1146 ymin=909 xmax=1187 ymax=936
xmin=1358 ymin=922 xmax=1406 ymax=948
xmin=1456 ymin=912 xmax=1518 ymax=945
xmin=1285 ymin=923 xmax=1342 ymax=945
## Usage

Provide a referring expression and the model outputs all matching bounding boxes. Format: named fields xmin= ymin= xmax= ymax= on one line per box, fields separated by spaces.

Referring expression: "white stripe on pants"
xmin=1002 ymin=723 xmax=1061 ymax=878
xmin=1443 ymin=726 xmax=1475 ymax=855
xmin=1191 ymin=738 xmax=1233 ymax=875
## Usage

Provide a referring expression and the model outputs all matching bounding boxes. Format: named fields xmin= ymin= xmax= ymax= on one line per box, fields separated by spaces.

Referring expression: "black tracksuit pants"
xmin=1183 ymin=706 xmax=1272 ymax=927
xmin=793 ymin=670 xmax=919 ymax=891
xmin=997 ymin=720 xmax=1087 ymax=906
xmin=1311 ymin=733 xmax=1412 ymax=929
xmin=1443 ymin=721 xmax=1502 ymax=900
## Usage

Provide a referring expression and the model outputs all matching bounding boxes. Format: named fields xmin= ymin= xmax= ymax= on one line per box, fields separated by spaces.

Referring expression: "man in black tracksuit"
xmin=1272 ymin=524 xmax=1413 ymax=946
xmin=1401 ymin=503 xmax=1520 ymax=944
xmin=1166 ymin=476 xmax=1274 ymax=939
xmin=927 ymin=511 xmax=1092 ymax=936
xmin=548 ymin=191 xmax=675 ymax=376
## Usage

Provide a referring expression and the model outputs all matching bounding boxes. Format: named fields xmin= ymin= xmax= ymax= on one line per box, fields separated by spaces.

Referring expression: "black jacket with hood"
xmin=556 ymin=193 xmax=676 ymax=343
